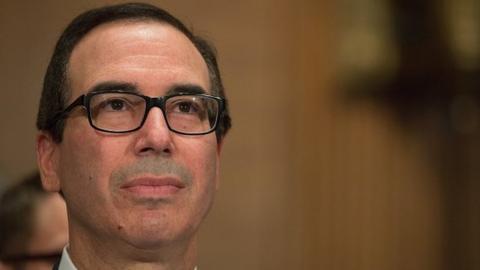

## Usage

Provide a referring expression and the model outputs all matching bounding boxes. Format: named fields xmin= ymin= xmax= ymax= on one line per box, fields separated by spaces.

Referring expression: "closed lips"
xmin=120 ymin=177 xmax=186 ymax=189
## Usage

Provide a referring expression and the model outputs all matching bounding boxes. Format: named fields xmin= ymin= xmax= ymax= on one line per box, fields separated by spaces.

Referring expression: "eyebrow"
xmin=165 ymin=84 xmax=207 ymax=96
xmin=87 ymin=81 xmax=139 ymax=94
xmin=86 ymin=81 xmax=208 ymax=96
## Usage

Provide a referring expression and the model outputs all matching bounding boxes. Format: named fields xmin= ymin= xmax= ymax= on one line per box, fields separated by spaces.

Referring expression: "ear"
xmin=215 ymin=138 xmax=224 ymax=190
xmin=36 ymin=132 xmax=61 ymax=192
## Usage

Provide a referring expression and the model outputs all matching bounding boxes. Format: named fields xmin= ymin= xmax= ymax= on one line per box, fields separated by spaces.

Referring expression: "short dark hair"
xmin=36 ymin=2 xmax=231 ymax=142
xmin=0 ymin=172 xmax=48 ymax=267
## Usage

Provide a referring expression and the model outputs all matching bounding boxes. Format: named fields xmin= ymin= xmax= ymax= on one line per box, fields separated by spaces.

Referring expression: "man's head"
xmin=36 ymin=2 xmax=231 ymax=143
xmin=0 ymin=172 xmax=68 ymax=270
xmin=36 ymin=3 xmax=231 ymax=266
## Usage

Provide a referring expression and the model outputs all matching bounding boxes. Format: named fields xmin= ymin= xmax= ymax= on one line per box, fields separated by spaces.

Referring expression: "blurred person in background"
xmin=0 ymin=171 xmax=9 ymax=195
xmin=0 ymin=172 xmax=68 ymax=270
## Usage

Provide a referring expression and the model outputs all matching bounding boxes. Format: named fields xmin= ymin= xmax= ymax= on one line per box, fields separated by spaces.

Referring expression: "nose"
xmin=133 ymin=107 xmax=174 ymax=157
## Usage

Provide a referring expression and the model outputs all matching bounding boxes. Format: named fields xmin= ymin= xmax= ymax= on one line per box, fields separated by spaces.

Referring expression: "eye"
xmin=89 ymin=93 xmax=145 ymax=121
xmin=168 ymin=99 xmax=202 ymax=114
xmin=177 ymin=101 xmax=197 ymax=113
xmin=102 ymin=98 xmax=128 ymax=111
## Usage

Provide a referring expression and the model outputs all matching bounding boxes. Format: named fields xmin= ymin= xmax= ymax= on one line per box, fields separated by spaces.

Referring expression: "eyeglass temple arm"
xmin=48 ymin=95 xmax=86 ymax=128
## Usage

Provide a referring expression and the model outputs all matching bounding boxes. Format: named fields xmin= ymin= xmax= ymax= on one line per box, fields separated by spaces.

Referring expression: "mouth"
xmin=120 ymin=176 xmax=186 ymax=198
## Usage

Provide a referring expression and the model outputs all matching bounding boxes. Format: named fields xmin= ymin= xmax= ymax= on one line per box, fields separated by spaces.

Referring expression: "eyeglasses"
xmin=54 ymin=91 xmax=224 ymax=135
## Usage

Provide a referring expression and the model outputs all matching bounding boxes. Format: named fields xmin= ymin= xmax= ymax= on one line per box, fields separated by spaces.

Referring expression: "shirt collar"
xmin=58 ymin=246 xmax=77 ymax=270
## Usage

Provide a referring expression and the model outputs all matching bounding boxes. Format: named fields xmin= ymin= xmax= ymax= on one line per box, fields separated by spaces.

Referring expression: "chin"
xmin=120 ymin=219 xmax=197 ymax=250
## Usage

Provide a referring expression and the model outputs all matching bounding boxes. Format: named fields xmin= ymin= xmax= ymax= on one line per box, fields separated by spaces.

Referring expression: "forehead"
xmin=67 ymin=20 xmax=210 ymax=96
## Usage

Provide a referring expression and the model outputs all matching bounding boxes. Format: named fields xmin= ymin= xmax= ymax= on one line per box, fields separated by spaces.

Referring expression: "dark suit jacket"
xmin=52 ymin=260 xmax=60 ymax=270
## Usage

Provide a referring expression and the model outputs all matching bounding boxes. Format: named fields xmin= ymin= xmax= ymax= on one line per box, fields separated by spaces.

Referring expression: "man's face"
xmin=38 ymin=21 xmax=221 ymax=249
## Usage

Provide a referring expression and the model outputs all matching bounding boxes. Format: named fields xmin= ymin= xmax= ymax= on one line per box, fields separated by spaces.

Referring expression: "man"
xmin=0 ymin=172 xmax=68 ymax=270
xmin=35 ymin=2 xmax=231 ymax=270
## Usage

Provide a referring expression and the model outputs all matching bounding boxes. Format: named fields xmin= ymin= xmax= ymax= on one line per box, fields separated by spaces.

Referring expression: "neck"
xmin=67 ymin=225 xmax=198 ymax=270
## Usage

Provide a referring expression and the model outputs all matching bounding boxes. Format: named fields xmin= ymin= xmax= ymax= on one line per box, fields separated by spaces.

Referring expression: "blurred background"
xmin=1 ymin=0 xmax=479 ymax=269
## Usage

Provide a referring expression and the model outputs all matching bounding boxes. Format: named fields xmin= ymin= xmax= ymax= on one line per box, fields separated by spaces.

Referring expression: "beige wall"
xmin=0 ymin=1 xmax=443 ymax=269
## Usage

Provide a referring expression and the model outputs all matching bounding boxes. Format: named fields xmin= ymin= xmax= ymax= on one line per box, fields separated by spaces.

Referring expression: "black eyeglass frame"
xmin=52 ymin=90 xmax=225 ymax=135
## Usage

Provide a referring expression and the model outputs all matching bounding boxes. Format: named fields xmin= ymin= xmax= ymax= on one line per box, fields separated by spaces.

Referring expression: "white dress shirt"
xmin=58 ymin=247 xmax=77 ymax=270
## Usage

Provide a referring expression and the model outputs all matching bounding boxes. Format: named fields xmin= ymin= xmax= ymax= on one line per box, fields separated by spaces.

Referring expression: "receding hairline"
xmin=63 ymin=18 xmax=212 ymax=100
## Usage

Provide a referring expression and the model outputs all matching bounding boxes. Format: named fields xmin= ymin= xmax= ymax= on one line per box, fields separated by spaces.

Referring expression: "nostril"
xmin=139 ymin=147 xmax=171 ymax=155
xmin=139 ymin=147 xmax=155 ymax=154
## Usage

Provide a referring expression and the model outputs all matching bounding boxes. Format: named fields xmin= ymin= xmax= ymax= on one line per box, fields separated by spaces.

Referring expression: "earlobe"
xmin=216 ymin=137 xmax=224 ymax=155
xmin=36 ymin=132 xmax=61 ymax=192
xmin=215 ymin=139 xmax=224 ymax=190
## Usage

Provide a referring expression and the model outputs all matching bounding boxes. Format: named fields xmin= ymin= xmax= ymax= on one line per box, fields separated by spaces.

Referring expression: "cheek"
xmin=58 ymin=124 xmax=129 ymax=194
xmin=182 ymin=137 xmax=219 ymax=193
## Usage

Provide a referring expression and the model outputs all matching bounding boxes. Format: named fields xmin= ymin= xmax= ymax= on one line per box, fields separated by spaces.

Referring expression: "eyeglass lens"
xmin=88 ymin=93 xmax=219 ymax=134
